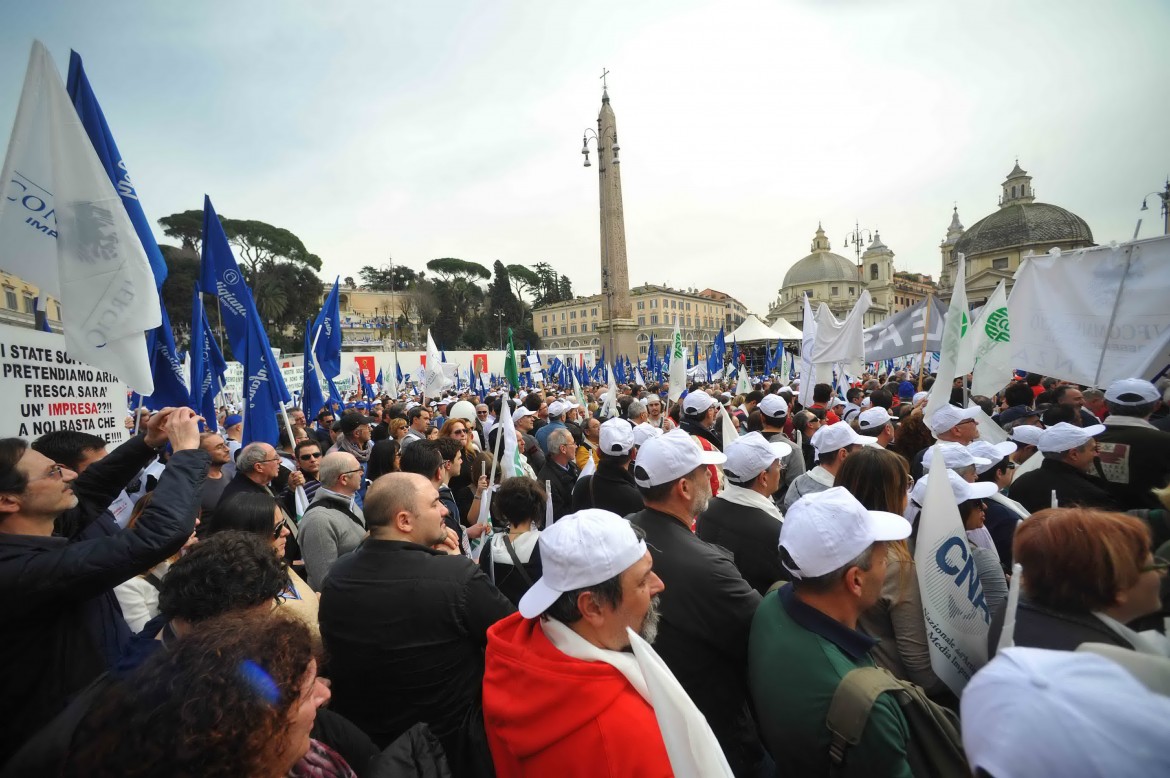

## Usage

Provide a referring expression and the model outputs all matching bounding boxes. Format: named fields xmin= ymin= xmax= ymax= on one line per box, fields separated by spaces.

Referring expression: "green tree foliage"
xmin=426 ymin=257 xmax=491 ymax=283
xmin=505 ymin=264 xmax=541 ymax=301
xmin=158 ymin=210 xmax=204 ymax=253
xmin=359 ymin=264 xmax=420 ymax=291
xmin=222 ymin=219 xmax=322 ymax=275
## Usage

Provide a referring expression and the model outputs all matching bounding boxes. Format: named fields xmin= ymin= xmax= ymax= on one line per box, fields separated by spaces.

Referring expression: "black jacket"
xmin=628 ymin=507 xmax=766 ymax=776
xmin=988 ymin=598 xmax=1134 ymax=659
xmin=680 ymin=417 xmax=723 ymax=452
xmin=1009 ymin=458 xmax=1121 ymax=514
xmin=0 ymin=445 xmax=207 ymax=765
xmin=1096 ymin=420 xmax=1170 ymax=511
xmin=536 ymin=459 xmax=578 ymax=523
xmin=696 ymin=496 xmax=787 ymax=597
xmin=319 ymin=539 xmax=514 ymax=775
xmin=571 ymin=460 xmax=644 ymax=517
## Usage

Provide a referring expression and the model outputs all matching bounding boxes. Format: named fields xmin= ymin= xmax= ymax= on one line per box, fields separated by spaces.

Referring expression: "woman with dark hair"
xmin=888 ymin=409 xmax=934 ymax=469
xmin=440 ymin=417 xmax=488 ymax=521
xmin=957 ymin=497 xmax=1009 ymax=613
xmin=989 ymin=508 xmax=1168 ymax=657
xmin=211 ymin=493 xmax=318 ymax=642
xmin=837 ymin=448 xmax=951 ymax=700
xmin=364 ymin=438 xmax=400 ymax=483
xmin=478 ymin=477 xmax=545 ymax=607
xmin=62 ymin=612 xmax=339 ymax=778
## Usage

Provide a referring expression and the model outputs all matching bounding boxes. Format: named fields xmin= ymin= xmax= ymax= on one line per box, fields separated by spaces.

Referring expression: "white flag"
xmin=0 ymin=42 xmax=160 ymax=393
xmin=633 ymin=367 xmax=646 ymax=387
xmin=601 ymin=365 xmax=620 ymax=419
xmin=572 ymin=372 xmax=588 ymax=411
xmin=914 ymin=448 xmax=990 ymax=694
xmin=422 ymin=330 xmax=447 ymax=399
xmin=667 ymin=318 xmax=686 ymax=402
xmin=924 ymin=254 xmax=969 ymax=426
xmin=719 ymin=406 xmax=740 ymax=446
xmin=576 ymin=451 xmax=596 ymax=482
xmin=812 ymin=291 xmax=872 ymax=376
xmin=498 ymin=397 xmax=526 ymax=480
xmin=735 ymin=366 xmax=752 ymax=396
xmin=967 ymin=281 xmax=1013 ymax=397
xmin=798 ymin=295 xmax=818 ymax=408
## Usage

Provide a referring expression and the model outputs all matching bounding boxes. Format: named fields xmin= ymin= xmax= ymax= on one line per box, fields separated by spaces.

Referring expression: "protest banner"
xmin=353 ymin=355 xmax=376 ymax=384
xmin=0 ymin=323 xmax=131 ymax=446
xmin=1008 ymin=236 xmax=1170 ymax=386
xmin=914 ymin=448 xmax=990 ymax=695
xmin=863 ymin=295 xmax=946 ymax=362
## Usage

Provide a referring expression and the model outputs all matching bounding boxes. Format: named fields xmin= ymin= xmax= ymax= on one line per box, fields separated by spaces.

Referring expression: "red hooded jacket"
xmin=483 ymin=612 xmax=673 ymax=777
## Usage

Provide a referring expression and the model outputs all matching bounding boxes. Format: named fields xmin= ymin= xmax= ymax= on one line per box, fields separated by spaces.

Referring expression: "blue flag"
xmin=190 ymin=286 xmax=225 ymax=430
xmin=301 ymin=319 xmax=326 ymax=421
xmin=395 ymin=360 xmax=404 ymax=384
xmin=376 ymin=368 xmax=384 ymax=386
xmin=313 ymin=278 xmax=342 ymax=382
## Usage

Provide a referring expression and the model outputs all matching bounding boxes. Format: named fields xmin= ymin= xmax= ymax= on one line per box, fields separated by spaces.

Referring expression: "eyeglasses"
xmin=341 ymin=468 xmax=364 ymax=476
xmin=272 ymin=519 xmax=288 ymax=539
xmin=1141 ymin=557 xmax=1170 ymax=574
xmin=298 ymin=452 xmax=322 ymax=461
xmin=451 ymin=429 xmax=467 ymax=436
xmin=477 ymin=411 xmax=488 ymax=416
xmin=30 ymin=464 xmax=67 ymax=482
xmin=261 ymin=457 xmax=282 ymax=464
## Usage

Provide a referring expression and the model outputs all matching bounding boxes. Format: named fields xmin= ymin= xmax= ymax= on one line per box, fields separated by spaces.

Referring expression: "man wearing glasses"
xmin=280 ymin=440 xmax=324 ymax=520
xmin=300 ymin=451 xmax=366 ymax=590
xmin=217 ymin=442 xmax=290 ymax=522
xmin=911 ymin=404 xmax=983 ymax=480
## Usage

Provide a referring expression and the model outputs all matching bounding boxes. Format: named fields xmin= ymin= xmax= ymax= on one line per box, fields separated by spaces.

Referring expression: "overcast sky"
xmin=2 ymin=0 xmax=1167 ymax=317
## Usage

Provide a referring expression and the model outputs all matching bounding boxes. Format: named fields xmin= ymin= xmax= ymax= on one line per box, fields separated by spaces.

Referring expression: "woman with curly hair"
xmin=888 ymin=407 xmax=934 ymax=473
xmin=62 ymin=612 xmax=339 ymax=778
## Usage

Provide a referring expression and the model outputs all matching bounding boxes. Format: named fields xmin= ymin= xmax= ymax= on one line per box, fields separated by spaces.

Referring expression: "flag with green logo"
xmin=969 ymin=280 xmax=1012 ymax=397
xmin=667 ymin=319 xmax=686 ymax=401
xmin=504 ymin=328 xmax=520 ymax=390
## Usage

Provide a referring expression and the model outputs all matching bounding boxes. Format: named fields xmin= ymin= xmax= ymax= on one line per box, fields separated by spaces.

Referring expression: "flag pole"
xmin=917 ymin=295 xmax=933 ymax=392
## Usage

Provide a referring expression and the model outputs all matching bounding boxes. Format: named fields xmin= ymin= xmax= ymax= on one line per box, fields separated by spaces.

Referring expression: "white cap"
xmin=921 ymin=441 xmax=992 ymax=473
xmin=1037 ymin=422 xmax=1105 ymax=454
xmin=912 ymin=391 xmax=929 ymax=406
xmin=682 ymin=392 xmax=718 ymax=416
xmin=598 ymin=418 xmax=634 ymax=456
xmin=723 ymin=432 xmax=793 ymax=485
xmin=720 ymin=391 xmax=733 ymax=400
xmin=910 ymin=469 xmax=998 ymax=506
xmin=967 ymin=440 xmax=1018 ymax=474
xmin=631 ymin=422 xmax=664 ymax=448
xmin=960 ymin=647 xmax=1170 ymax=778
xmin=547 ymin=400 xmax=568 ymax=417
xmin=518 ymin=510 xmax=648 ymax=619
xmin=448 ymin=400 xmax=477 ymax=422
xmin=404 ymin=401 xmax=421 ymax=411
xmin=1104 ymin=378 xmax=1160 ymax=406
xmin=776 ymin=385 xmax=795 ymax=396
xmin=809 ymin=422 xmax=877 ymax=457
xmin=779 ymin=487 xmax=910 ymax=579
xmin=927 ymin=404 xmax=982 ymax=436
xmin=758 ymin=394 xmax=789 ymax=419
xmin=857 ymin=407 xmax=892 ymax=431
xmin=1010 ymin=425 xmax=1044 ymax=447
xmin=512 ymin=406 xmax=537 ymax=422
xmin=632 ymin=429 xmax=726 ymax=488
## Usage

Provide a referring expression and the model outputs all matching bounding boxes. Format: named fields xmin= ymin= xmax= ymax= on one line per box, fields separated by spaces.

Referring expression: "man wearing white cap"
xmin=571 ymin=418 xmax=643 ymax=516
xmin=1009 ymin=422 xmax=1120 ymax=513
xmin=534 ymin=399 xmax=568 ymax=455
xmin=628 ymin=430 xmax=768 ymax=776
xmin=920 ymin=441 xmax=992 ymax=482
xmin=911 ymin=404 xmax=982 ymax=479
xmin=781 ymin=422 xmax=875 ymax=512
xmin=855 ymin=407 xmax=895 ymax=449
xmin=758 ymin=393 xmax=807 ymax=496
xmin=678 ymin=391 xmax=724 ymax=452
xmin=1095 ymin=378 xmax=1170 ymax=511
xmin=696 ymin=432 xmax=793 ymax=596
xmin=969 ymin=440 xmax=1029 ymax=569
xmin=748 ymin=487 xmax=913 ymax=776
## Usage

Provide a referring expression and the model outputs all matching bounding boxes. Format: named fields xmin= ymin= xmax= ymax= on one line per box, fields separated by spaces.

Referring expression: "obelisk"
xmin=595 ymin=85 xmax=639 ymax=360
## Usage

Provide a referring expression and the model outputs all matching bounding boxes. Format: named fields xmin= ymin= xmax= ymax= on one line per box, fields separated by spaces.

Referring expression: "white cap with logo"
xmin=1037 ymin=422 xmax=1105 ymax=454
xmin=598 ymin=418 xmax=634 ymax=455
xmin=779 ymin=487 xmax=910 ymax=579
xmin=810 ymin=422 xmax=878 ymax=458
xmin=518 ymin=509 xmax=648 ymax=619
xmin=921 ymin=441 xmax=992 ymax=472
xmin=632 ymin=429 xmax=726 ymax=488
xmin=723 ymin=432 xmax=792 ymax=485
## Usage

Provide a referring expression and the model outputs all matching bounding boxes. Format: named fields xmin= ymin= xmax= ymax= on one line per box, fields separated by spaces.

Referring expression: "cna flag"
xmin=0 ymin=41 xmax=159 ymax=392
xmin=313 ymin=277 xmax=342 ymax=381
xmin=667 ymin=318 xmax=686 ymax=401
xmin=914 ymin=449 xmax=990 ymax=694
xmin=301 ymin=319 xmax=326 ymax=419
xmin=968 ymin=280 xmax=1013 ymax=397
xmin=924 ymin=254 xmax=969 ymax=425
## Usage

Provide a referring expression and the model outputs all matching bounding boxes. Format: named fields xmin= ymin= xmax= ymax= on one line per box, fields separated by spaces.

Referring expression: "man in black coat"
xmin=678 ymin=390 xmax=724 ymax=451
xmin=320 ymin=472 xmax=514 ymax=777
xmin=536 ymin=427 xmax=579 ymax=523
xmin=697 ymin=432 xmax=792 ymax=596
xmin=628 ymin=429 xmax=768 ymax=777
xmin=572 ymin=418 xmax=643 ymax=517
xmin=1010 ymin=422 xmax=1121 ymax=513
xmin=0 ymin=407 xmax=207 ymax=765
xmin=1095 ymin=378 xmax=1170 ymax=511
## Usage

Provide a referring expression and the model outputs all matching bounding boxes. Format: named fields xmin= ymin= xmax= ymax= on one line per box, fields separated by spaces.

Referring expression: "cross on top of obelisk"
xmin=600 ymin=68 xmax=609 ymax=90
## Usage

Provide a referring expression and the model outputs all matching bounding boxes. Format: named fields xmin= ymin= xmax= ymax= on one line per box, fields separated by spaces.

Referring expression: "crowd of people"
xmin=2 ymin=365 xmax=1169 ymax=776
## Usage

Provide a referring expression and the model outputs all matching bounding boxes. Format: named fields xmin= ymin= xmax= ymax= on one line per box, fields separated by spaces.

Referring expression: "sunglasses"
xmin=451 ymin=429 xmax=467 ymax=435
xmin=1141 ymin=556 xmax=1170 ymax=574
xmin=298 ymin=452 xmax=322 ymax=461
xmin=272 ymin=519 xmax=288 ymax=539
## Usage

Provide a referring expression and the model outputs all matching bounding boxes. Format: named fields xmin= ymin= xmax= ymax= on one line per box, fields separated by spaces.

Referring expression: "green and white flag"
xmin=968 ymin=280 xmax=1012 ymax=397
xmin=503 ymin=328 xmax=520 ymax=390
xmin=667 ymin=318 xmax=686 ymax=402
xmin=498 ymin=397 xmax=527 ymax=480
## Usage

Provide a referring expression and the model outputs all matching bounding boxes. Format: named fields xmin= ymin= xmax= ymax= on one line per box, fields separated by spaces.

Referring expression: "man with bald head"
xmin=320 ymin=472 xmax=515 ymax=774
xmin=298 ymin=451 xmax=366 ymax=590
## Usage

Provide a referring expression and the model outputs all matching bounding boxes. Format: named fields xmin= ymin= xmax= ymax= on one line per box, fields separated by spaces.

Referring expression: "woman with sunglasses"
xmin=209 ymin=493 xmax=319 ymax=644
xmin=440 ymin=418 xmax=491 ymax=524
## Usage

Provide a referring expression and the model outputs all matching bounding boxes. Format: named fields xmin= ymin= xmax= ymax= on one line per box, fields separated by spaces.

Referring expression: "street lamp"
xmin=581 ymin=124 xmax=620 ymax=362
xmin=1140 ymin=181 xmax=1170 ymax=236
xmin=843 ymin=221 xmax=873 ymax=282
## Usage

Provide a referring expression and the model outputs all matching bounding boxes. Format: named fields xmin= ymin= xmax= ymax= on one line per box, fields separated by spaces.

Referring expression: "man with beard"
xmin=197 ymin=432 xmax=233 ymax=529
xmin=483 ymin=510 xmax=683 ymax=776
xmin=629 ymin=430 xmax=768 ymax=776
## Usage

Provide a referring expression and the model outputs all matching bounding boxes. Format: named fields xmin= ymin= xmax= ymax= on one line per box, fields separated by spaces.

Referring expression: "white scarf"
xmin=718 ymin=483 xmax=784 ymax=522
xmin=541 ymin=619 xmax=733 ymax=778
xmin=807 ymin=466 xmax=836 ymax=488
xmin=987 ymin=491 xmax=1030 ymax=520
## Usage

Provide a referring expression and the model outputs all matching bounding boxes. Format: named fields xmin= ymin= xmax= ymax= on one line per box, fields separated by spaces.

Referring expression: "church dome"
xmin=953 ymin=201 xmax=1093 ymax=257
xmin=782 ymin=225 xmax=859 ymax=287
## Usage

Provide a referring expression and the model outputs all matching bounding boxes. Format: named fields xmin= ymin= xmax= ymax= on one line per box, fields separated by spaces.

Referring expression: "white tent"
xmin=728 ymin=315 xmax=784 ymax=344
xmin=769 ymin=317 xmax=803 ymax=340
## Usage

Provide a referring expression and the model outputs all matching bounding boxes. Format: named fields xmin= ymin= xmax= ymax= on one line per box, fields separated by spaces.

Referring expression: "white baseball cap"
xmin=631 ymin=422 xmax=664 ymax=448
xmin=921 ymin=441 xmax=992 ymax=473
xmin=599 ymin=418 xmax=634 ymax=456
xmin=632 ymin=429 xmax=726 ymax=488
xmin=1009 ymin=425 xmax=1044 ymax=447
xmin=926 ymin=404 xmax=982 ymax=436
xmin=857 ymin=407 xmax=892 ymax=431
xmin=809 ymin=422 xmax=877 ymax=457
xmin=779 ymin=487 xmax=910 ymax=579
xmin=912 ymin=391 xmax=929 ymax=406
xmin=518 ymin=509 xmax=648 ymax=619
xmin=547 ymin=400 xmax=568 ymax=417
xmin=909 ymin=468 xmax=998 ymax=506
xmin=682 ymin=392 xmax=718 ymax=416
xmin=1104 ymin=378 xmax=1160 ymax=406
xmin=1037 ymin=422 xmax=1105 ymax=453
xmin=967 ymin=440 xmax=1019 ymax=474
xmin=512 ymin=406 xmax=537 ymax=422
xmin=723 ymin=432 xmax=792 ymax=485
xmin=960 ymin=647 xmax=1170 ymax=778
xmin=758 ymin=394 xmax=789 ymax=419
xmin=776 ymin=385 xmax=795 ymax=396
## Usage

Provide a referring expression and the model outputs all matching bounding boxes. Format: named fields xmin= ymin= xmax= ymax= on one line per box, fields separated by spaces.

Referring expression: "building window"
xmin=637 ymin=301 xmax=644 ymax=310
xmin=993 ymin=257 xmax=1010 ymax=270
xmin=650 ymin=299 xmax=657 ymax=309
xmin=650 ymin=314 xmax=658 ymax=325
xmin=849 ymin=287 xmax=855 ymax=295
xmin=570 ymin=324 xmax=577 ymax=334
xmin=561 ymin=312 xmax=566 ymax=320
xmin=640 ymin=345 xmax=647 ymax=355
xmin=580 ymin=310 xmax=586 ymax=318
xmin=870 ymin=264 xmax=878 ymax=280
xmin=560 ymin=326 xmax=566 ymax=335
xmin=638 ymin=316 xmax=645 ymax=326
xmin=542 ymin=328 xmax=548 ymax=337
xmin=541 ymin=314 xmax=547 ymax=323
xmin=4 ymin=289 xmax=16 ymax=309
xmin=671 ymin=300 xmax=677 ymax=309
xmin=591 ymin=307 xmax=598 ymax=316
xmin=23 ymin=296 xmax=34 ymax=314
xmin=831 ymin=286 xmax=839 ymax=296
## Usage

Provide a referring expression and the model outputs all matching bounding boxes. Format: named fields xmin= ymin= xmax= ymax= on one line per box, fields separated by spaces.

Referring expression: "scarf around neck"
xmin=718 ymin=483 xmax=783 ymax=521
xmin=336 ymin=435 xmax=370 ymax=464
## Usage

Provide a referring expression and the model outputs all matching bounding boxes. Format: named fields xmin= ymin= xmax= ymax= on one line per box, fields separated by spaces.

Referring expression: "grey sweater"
xmin=300 ymin=490 xmax=367 ymax=590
